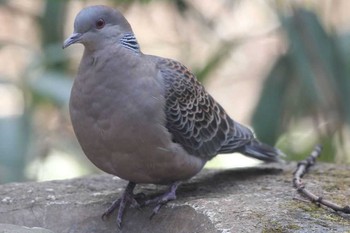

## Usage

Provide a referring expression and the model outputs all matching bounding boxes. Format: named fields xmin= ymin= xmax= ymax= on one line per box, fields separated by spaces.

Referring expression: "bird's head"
xmin=63 ymin=5 xmax=133 ymax=50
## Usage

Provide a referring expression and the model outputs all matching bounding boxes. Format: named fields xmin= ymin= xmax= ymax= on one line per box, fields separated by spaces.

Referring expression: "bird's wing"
xmin=156 ymin=58 xmax=254 ymax=160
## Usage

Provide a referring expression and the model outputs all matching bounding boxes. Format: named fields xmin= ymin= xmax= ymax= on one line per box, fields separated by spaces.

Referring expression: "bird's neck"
xmin=119 ymin=33 xmax=140 ymax=54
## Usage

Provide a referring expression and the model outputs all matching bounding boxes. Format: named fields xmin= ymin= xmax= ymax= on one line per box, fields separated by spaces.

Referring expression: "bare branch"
xmin=293 ymin=145 xmax=350 ymax=214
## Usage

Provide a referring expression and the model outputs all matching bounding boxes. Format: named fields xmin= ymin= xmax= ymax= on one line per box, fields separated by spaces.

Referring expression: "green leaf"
xmin=252 ymin=55 xmax=292 ymax=145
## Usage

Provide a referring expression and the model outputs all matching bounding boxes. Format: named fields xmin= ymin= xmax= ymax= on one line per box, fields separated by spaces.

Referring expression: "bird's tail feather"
xmin=240 ymin=139 xmax=285 ymax=162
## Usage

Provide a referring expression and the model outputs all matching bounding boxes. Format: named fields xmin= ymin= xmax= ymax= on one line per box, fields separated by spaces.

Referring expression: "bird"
xmin=63 ymin=5 xmax=284 ymax=228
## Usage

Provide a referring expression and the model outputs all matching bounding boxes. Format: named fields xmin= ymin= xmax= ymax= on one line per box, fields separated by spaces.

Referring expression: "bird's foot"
xmin=102 ymin=182 xmax=141 ymax=229
xmin=143 ymin=181 xmax=181 ymax=218
xmin=101 ymin=181 xmax=181 ymax=227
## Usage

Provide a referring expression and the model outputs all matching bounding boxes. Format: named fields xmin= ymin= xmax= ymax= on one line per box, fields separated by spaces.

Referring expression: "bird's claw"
xmin=101 ymin=182 xmax=137 ymax=228
xmin=145 ymin=181 xmax=180 ymax=219
xmin=150 ymin=203 xmax=163 ymax=219
xmin=102 ymin=182 xmax=180 ymax=228
xmin=102 ymin=198 xmax=121 ymax=221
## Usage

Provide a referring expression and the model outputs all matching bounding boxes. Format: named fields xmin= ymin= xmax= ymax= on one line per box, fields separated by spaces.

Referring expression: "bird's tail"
xmin=239 ymin=139 xmax=285 ymax=162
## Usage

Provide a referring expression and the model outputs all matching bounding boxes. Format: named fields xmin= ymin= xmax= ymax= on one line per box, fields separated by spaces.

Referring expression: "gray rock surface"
xmin=0 ymin=224 xmax=54 ymax=233
xmin=0 ymin=163 xmax=349 ymax=233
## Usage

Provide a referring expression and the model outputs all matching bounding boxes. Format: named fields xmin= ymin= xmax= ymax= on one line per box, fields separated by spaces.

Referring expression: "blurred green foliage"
xmin=252 ymin=6 xmax=350 ymax=161
xmin=0 ymin=0 xmax=349 ymax=183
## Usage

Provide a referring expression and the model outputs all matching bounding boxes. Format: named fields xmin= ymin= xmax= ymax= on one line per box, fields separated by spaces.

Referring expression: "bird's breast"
xmin=70 ymin=60 xmax=164 ymax=144
xmin=69 ymin=51 xmax=205 ymax=184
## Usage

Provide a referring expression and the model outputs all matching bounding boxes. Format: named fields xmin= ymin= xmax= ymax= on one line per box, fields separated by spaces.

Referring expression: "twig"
xmin=293 ymin=145 xmax=350 ymax=214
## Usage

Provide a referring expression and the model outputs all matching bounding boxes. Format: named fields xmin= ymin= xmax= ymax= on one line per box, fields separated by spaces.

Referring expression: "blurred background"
xmin=1 ymin=0 xmax=350 ymax=184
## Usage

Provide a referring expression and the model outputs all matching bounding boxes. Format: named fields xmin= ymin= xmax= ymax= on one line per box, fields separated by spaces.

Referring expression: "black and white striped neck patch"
xmin=119 ymin=33 xmax=140 ymax=53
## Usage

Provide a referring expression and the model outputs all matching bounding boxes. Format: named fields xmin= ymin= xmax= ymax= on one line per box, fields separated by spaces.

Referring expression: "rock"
xmin=0 ymin=224 xmax=54 ymax=233
xmin=0 ymin=163 xmax=349 ymax=233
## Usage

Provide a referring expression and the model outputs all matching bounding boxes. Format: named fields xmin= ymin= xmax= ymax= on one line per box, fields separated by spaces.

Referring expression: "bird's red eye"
xmin=96 ymin=18 xmax=105 ymax=29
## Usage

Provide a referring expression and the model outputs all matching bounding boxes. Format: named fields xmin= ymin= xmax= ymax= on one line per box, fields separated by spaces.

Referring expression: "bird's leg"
xmin=102 ymin=181 xmax=139 ymax=228
xmin=143 ymin=181 xmax=181 ymax=218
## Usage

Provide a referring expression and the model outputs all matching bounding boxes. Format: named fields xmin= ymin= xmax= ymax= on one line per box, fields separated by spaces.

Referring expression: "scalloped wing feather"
xmin=156 ymin=58 xmax=255 ymax=160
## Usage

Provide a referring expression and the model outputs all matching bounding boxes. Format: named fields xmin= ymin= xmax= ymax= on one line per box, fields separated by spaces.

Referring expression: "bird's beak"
xmin=62 ymin=33 xmax=82 ymax=49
